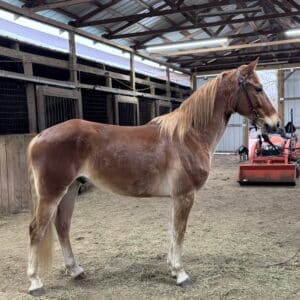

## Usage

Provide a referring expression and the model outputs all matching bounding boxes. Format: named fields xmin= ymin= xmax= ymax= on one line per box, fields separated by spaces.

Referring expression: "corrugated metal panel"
xmin=216 ymin=114 xmax=244 ymax=152
xmin=284 ymin=69 xmax=300 ymax=136
xmin=284 ymin=70 xmax=300 ymax=98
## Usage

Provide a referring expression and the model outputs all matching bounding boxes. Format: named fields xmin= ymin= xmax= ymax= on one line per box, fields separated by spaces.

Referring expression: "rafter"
xmin=109 ymin=11 xmax=300 ymax=39
xmin=152 ymin=37 xmax=300 ymax=57
xmin=164 ymin=0 xmax=213 ymax=37
xmin=178 ymin=48 xmax=300 ymax=66
xmin=69 ymin=0 xmax=120 ymax=26
xmin=79 ymin=6 xmax=261 ymax=28
xmin=28 ymin=0 xmax=93 ymax=11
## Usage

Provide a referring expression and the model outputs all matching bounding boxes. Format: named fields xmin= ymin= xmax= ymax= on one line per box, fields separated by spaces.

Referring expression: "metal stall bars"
xmin=114 ymin=95 xmax=139 ymax=126
xmin=0 ymin=78 xmax=29 ymax=134
xmin=156 ymin=100 xmax=172 ymax=116
xmin=36 ymin=86 xmax=81 ymax=130
xmin=81 ymin=89 xmax=113 ymax=124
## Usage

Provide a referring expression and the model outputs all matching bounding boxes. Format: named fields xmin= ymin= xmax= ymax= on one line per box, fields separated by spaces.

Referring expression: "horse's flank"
xmin=153 ymin=75 xmax=221 ymax=142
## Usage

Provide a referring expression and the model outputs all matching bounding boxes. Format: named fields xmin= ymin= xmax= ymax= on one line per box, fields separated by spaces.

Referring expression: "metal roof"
xmin=2 ymin=0 xmax=300 ymax=72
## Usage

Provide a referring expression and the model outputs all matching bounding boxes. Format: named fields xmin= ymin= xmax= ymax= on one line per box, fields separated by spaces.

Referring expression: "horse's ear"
xmin=247 ymin=57 xmax=259 ymax=74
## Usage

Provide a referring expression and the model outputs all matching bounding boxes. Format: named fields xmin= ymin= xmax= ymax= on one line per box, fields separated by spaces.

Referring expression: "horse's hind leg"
xmin=28 ymin=197 xmax=62 ymax=296
xmin=168 ymin=191 xmax=194 ymax=287
xmin=55 ymin=180 xmax=85 ymax=279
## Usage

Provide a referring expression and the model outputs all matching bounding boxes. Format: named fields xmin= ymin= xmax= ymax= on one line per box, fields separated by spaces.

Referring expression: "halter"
xmin=235 ymin=69 xmax=259 ymax=128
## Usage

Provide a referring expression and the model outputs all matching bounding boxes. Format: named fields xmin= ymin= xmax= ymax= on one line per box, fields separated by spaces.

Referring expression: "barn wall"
xmin=0 ymin=134 xmax=34 ymax=214
xmin=284 ymin=69 xmax=300 ymax=136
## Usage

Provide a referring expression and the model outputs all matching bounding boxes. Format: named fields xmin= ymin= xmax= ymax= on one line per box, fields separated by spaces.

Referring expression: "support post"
xmin=130 ymin=53 xmax=136 ymax=92
xmin=278 ymin=69 xmax=284 ymax=124
xmin=191 ymin=73 xmax=197 ymax=91
xmin=130 ymin=53 xmax=139 ymax=125
xmin=23 ymin=59 xmax=37 ymax=132
xmin=69 ymin=31 xmax=77 ymax=84
xmin=69 ymin=31 xmax=82 ymax=118
xmin=166 ymin=67 xmax=171 ymax=98
xmin=243 ymin=118 xmax=249 ymax=148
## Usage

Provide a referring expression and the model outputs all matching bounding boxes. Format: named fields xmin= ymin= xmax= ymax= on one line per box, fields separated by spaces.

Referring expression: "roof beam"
xmin=193 ymin=57 xmax=300 ymax=72
xmin=171 ymin=47 xmax=300 ymax=65
xmin=139 ymin=27 xmax=283 ymax=50
xmin=182 ymin=49 xmax=300 ymax=67
xmin=108 ymin=11 xmax=299 ymax=39
xmin=28 ymin=0 xmax=93 ymax=11
xmin=78 ymin=7 xmax=262 ymax=28
xmin=152 ymin=37 xmax=300 ymax=57
xmin=69 ymin=0 xmax=120 ymax=25
xmin=109 ymin=2 xmax=169 ymax=36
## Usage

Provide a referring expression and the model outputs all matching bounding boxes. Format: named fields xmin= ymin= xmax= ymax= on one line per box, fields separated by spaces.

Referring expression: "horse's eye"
xmin=255 ymin=87 xmax=263 ymax=93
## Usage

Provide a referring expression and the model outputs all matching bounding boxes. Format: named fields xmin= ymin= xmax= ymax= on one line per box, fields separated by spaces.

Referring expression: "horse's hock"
xmin=0 ymin=134 xmax=34 ymax=214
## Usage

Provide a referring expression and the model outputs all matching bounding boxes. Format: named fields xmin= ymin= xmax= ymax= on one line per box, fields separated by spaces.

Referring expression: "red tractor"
xmin=239 ymin=110 xmax=300 ymax=185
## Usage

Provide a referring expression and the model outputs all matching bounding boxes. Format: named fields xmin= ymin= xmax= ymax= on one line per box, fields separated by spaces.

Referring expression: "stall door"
xmin=114 ymin=95 xmax=139 ymax=126
xmin=139 ymin=98 xmax=155 ymax=125
xmin=36 ymin=86 xmax=80 ymax=131
xmin=156 ymin=100 xmax=171 ymax=116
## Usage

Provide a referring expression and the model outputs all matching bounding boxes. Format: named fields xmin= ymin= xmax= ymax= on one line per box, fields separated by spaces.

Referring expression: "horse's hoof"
xmin=178 ymin=278 xmax=193 ymax=288
xmin=29 ymin=287 xmax=46 ymax=296
xmin=73 ymin=271 xmax=86 ymax=280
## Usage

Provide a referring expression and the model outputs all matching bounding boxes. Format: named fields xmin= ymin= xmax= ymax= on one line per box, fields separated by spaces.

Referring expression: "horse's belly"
xmin=82 ymin=165 xmax=170 ymax=198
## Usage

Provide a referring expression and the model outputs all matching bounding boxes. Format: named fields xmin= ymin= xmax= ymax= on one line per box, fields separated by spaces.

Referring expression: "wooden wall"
xmin=0 ymin=134 xmax=34 ymax=214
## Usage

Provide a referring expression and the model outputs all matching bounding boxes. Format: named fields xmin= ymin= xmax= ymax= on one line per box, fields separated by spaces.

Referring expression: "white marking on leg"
xmin=177 ymin=270 xmax=189 ymax=285
xmin=27 ymin=244 xmax=43 ymax=292
xmin=61 ymin=239 xmax=84 ymax=278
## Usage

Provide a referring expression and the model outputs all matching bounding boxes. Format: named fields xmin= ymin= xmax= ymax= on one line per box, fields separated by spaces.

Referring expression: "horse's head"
xmin=233 ymin=58 xmax=280 ymax=130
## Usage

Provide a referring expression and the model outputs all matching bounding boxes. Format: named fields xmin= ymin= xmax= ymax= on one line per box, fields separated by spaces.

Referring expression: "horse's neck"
xmin=196 ymin=98 xmax=233 ymax=152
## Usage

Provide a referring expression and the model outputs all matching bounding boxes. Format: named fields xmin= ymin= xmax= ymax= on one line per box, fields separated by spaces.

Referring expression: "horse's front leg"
xmin=168 ymin=190 xmax=194 ymax=287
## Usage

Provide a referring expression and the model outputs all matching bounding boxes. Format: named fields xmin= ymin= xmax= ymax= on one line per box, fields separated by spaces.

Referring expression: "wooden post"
xmin=23 ymin=59 xmax=37 ymax=132
xmin=278 ymin=69 xmax=284 ymax=124
xmin=166 ymin=67 xmax=171 ymax=98
xmin=130 ymin=53 xmax=136 ymax=92
xmin=69 ymin=31 xmax=83 ymax=118
xmin=191 ymin=73 xmax=197 ymax=91
xmin=69 ymin=31 xmax=77 ymax=84
xmin=243 ymin=118 xmax=249 ymax=148
xmin=130 ymin=53 xmax=139 ymax=125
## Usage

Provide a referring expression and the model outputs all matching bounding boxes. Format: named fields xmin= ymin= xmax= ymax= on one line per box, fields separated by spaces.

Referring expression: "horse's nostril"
xmin=277 ymin=121 xmax=280 ymax=128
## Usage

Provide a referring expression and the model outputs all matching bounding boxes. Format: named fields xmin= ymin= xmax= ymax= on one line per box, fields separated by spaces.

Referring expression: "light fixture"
xmin=285 ymin=28 xmax=300 ymax=37
xmin=146 ymin=38 xmax=228 ymax=53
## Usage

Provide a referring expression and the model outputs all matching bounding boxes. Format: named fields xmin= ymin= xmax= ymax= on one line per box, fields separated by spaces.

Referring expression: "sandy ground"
xmin=0 ymin=155 xmax=299 ymax=300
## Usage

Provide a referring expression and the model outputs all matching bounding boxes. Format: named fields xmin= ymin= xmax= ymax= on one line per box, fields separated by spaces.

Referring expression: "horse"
xmin=26 ymin=58 xmax=279 ymax=296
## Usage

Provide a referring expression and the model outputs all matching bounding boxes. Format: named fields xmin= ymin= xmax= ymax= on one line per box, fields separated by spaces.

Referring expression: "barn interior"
xmin=0 ymin=1 xmax=299 ymax=298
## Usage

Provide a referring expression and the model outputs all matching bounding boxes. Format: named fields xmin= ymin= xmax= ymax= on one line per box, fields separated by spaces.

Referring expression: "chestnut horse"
xmin=27 ymin=59 xmax=279 ymax=295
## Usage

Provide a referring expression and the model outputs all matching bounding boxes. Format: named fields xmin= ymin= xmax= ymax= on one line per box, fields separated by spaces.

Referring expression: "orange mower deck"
xmin=239 ymin=163 xmax=297 ymax=184
xmin=239 ymin=135 xmax=300 ymax=185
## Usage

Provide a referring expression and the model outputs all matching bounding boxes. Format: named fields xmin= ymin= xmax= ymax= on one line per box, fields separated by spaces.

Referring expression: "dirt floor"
xmin=0 ymin=155 xmax=299 ymax=300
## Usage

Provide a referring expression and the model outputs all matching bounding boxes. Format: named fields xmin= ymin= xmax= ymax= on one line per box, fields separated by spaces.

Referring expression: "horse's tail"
xmin=28 ymin=136 xmax=54 ymax=273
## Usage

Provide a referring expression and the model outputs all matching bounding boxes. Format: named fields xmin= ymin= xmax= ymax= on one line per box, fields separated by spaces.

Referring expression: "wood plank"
xmin=0 ymin=136 xmax=8 ymax=214
xmin=278 ymin=70 xmax=284 ymax=124
xmin=26 ymin=83 xmax=37 ymax=133
xmin=5 ymin=135 xmax=18 ymax=213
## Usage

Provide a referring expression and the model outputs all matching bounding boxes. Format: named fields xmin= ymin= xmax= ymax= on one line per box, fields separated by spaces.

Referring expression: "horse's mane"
xmin=152 ymin=75 xmax=221 ymax=141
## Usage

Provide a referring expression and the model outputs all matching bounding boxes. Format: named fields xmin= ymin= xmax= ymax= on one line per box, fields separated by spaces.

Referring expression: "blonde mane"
xmin=153 ymin=75 xmax=221 ymax=141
